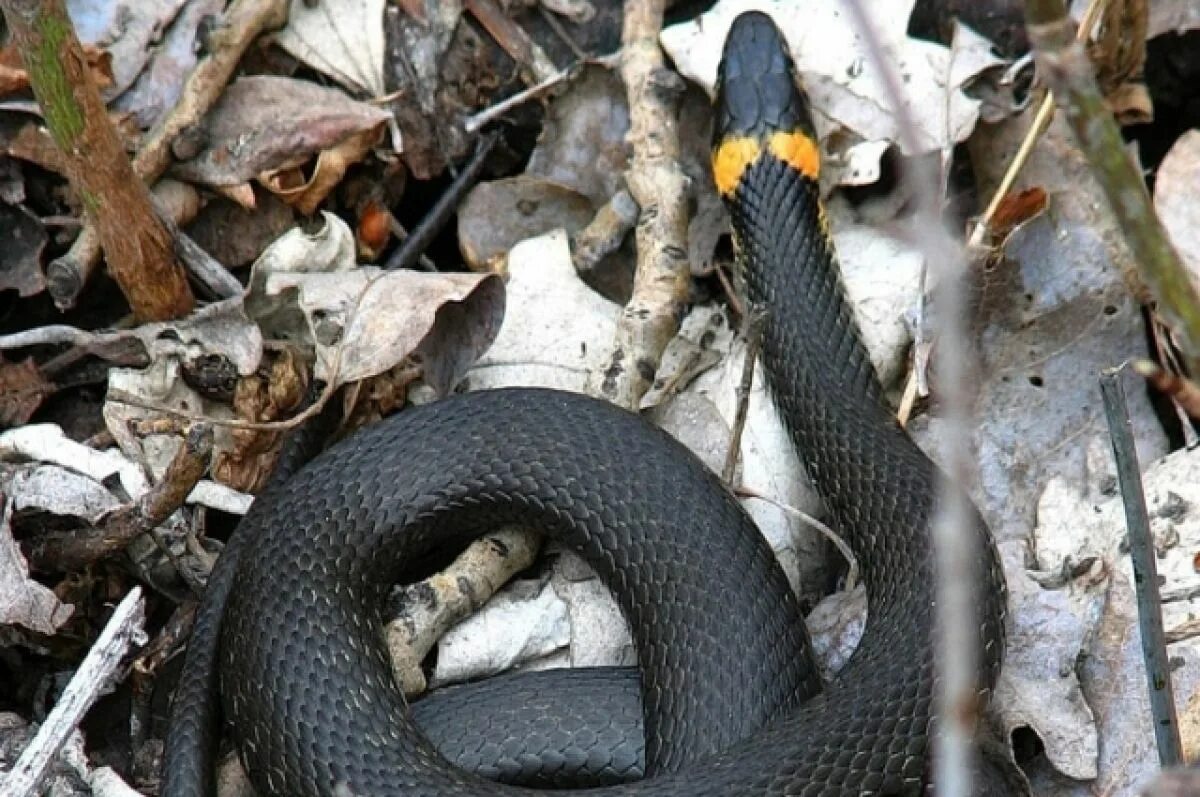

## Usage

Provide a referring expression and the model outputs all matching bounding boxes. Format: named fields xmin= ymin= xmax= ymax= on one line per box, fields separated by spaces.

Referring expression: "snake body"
xmin=163 ymin=12 xmax=1007 ymax=796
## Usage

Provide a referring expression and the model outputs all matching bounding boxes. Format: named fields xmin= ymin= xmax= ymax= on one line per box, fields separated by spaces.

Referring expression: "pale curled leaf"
xmin=275 ymin=0 xmax=386 ymax=96
xmin=342 ymin=269 xmax=505 ymax=391
xmin=8 ymin=465 xmax=121 ymax=525
xmin=110 ymin=0 xmax=224 ymax=127
xmin=0 ymin=297 xmax=261 ymax=377
xmin=66 ymin=0 xmax=186 ymax=98
xmin=248 ymin=214 xmax=504 ymax=390
xmin=0 ymin=499 xmax=72 ymax=634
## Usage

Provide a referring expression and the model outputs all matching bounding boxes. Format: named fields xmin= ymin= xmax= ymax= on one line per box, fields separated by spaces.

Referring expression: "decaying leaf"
xmin=0 ymin=499 xmax=73 ymax=634
xmin=0 ymin=357 xmax=52 ymax=428
xmin=0 ymin=203 xmax=47 ymax=297
xmin=170 ymin=76 xmax=391 ymax=190
xmin=247 ymin=213 xmax=505 ymax=393
xmin=212 ymin=349 xmax=310 ymax=493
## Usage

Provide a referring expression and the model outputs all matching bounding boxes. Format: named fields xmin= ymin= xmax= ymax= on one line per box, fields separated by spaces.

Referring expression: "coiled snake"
xmin=163 ymin=11 xmax=1007 ymax=796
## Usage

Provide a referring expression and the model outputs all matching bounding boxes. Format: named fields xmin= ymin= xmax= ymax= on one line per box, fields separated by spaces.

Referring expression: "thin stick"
xmin=2 ymin=0 xmax=194 ymax=320
xmin=736 ymin=487 xmax=859 ymax=590
xmin=383 ymin=132 xmax=500 ymax=272
xmin=589 ymin=0 xmax=691 ymax=408
xmin=464 ymin=55 xmax=619 ymax=135
xmin=1098 ymin=366 xmax=1183 ymax=767
xmin=837 ymin=2 xmax=978 ymax=794
xmin=24 ymin=424 xmax=214 ymax=571
xmin=3 ymin=588 xmax=145 ymax=797
xmin=900 ymin=0 xmax=1111 ymax=419
xmin=966 ymin=0 xmax=1111 ymax=250
xmin=723 ymin=307 xmax=766 ymax=485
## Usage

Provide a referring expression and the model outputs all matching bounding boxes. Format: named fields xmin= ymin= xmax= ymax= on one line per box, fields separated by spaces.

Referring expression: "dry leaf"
xmin=275 ymin=0 xmax=386 ymax=96
xmin=170 ymin=76 xmax=391 ymax=189
xmin=0 ymin=357 xmax=52 ymax=428
xmin=0 ymin=499 xmax=73 ymax=634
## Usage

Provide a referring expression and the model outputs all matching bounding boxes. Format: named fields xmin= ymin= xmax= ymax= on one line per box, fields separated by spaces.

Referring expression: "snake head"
xmin=712 ymin=11 xmax=820 ymax=197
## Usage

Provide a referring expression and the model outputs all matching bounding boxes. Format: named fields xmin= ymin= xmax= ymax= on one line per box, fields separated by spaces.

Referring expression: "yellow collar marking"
xmin=713 ymin=130 xmax=821 ymax=197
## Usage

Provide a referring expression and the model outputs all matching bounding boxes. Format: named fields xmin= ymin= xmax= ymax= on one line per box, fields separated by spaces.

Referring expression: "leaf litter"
xmin=0 ymin=1 xmax=1198 ymax=795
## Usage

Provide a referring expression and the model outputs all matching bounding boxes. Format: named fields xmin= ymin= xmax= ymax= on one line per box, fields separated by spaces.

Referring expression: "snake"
xmin=162 ymin=11 xmax=1008 ymax=797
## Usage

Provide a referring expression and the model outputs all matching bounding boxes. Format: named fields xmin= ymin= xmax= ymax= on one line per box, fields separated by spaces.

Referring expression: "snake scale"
xmin=163 ymin=11 xmax=1007 ymax=796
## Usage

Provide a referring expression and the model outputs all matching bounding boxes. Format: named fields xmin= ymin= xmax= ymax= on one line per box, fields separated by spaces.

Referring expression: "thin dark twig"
xmin=383 ymin=131 xmax=501 ymax=272
xmin=1099 ymin=366 xmax=1183 ymax=767
xmin=723 ymin=306 xmax=767 ymax=485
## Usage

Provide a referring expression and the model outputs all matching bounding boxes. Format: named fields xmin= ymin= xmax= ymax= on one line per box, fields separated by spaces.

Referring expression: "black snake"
xmin=163 ymin=11 xmax=1008 ymax=796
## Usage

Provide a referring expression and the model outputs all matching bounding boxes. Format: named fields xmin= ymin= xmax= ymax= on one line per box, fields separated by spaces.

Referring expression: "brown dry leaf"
xmin=212 ymin=349 xmax=309 ymax=493
xmin=1108 ymin=82 xmax=1153 ymax=126
xmin=344 ymin=361 xmax=422 ymax=429
xmin=1088 ymin=0 xmax=1148 ymax=118
xmin=4 ymin=122 xmax=70 ymax=176
xmin=0 ymin=357 xmax=52 ymax=427
xmin=989 ymin=187 xmax=1049 ymax=243
xmin=170 ymin=76 xmax=391 ymax=189
xmin=263 ymin=124 xmax=386 ymax=215
xmin=0 ymin=64 xmax=25 ymax=96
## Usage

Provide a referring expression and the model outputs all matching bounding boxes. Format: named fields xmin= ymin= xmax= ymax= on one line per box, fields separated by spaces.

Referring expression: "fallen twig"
xmin=1 ymin=0 xmax=194 ymax=320
xmin=24 ymin=425 xmax=213 ymax=572
xmin=464 ymin=53 xmax=619 ymax=135
xmin=590 ymin=0 xmax=691 ymax=408
xmin=1098 ymin=365 xmax=1183 ymax=767
xmin=1133 ymin=359 xmax=1200 ymax=420
xmin=46 ymin=0 xmax=289 ymax=309
xmin=898 ymin=0 xmax=1111 ymax=424
xmin=383 ymin=527 xmax=541 ymax=696
xmin=723 ymin=308 xmax=767 ymax=485
xmin=383 ymin=132 xmax=501 ymax=272
xmin=465 ymin=0 xmax=559 ymax=83
xmin=968 ymin=0 xmax=1111 ymax=251
xmin=571 ymin=188 xmax=640 ymax=277
xmin=838 ymin=1 xmax=981 ymax=793
xmin=2 ymin=588 xmax=145 ymax=797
